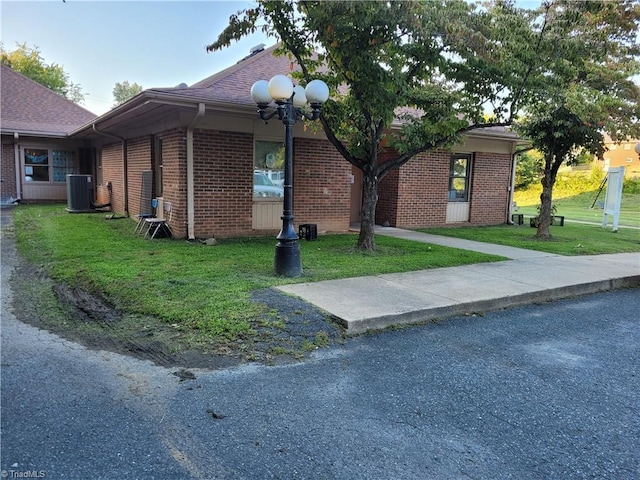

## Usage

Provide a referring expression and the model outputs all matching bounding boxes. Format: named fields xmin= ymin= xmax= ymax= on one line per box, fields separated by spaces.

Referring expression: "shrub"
xmin=623 ymin=177 xmax=640 ymax=194
xmin=515 ymin=151 xmax=543 ymax=189
xmin=554 ymin=166 xmax=604 ymax=196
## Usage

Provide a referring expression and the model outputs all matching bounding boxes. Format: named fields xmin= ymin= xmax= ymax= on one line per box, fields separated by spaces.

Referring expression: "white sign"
xmin=602 ymin=166 xmax=624 ymax=232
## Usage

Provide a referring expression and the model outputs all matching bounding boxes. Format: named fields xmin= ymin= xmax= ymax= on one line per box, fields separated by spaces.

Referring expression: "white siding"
xmin=252 ymin=198 xmax=283 ymax=229
xmin=446 ymin=202 xmax=470 ymax=223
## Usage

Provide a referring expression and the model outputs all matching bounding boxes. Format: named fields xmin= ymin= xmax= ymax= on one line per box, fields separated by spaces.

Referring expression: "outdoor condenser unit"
xmin=66 ymin=174 xmax=93 ymax=212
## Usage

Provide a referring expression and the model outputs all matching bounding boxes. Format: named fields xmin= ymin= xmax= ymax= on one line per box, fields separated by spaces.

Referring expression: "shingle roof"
xmin=148 ymin=43 xmax=300 ymax=107
xmin=1 ymin=64 xmax=96 ymax=136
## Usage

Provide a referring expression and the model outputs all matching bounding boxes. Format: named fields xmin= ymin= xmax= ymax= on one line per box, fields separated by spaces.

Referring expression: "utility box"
xmin=66 ymin=174 xmax=93 ymax=212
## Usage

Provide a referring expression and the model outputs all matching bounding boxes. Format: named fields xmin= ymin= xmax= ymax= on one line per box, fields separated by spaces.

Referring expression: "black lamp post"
xmin=251 ymin=75 xmax=329 ymax=277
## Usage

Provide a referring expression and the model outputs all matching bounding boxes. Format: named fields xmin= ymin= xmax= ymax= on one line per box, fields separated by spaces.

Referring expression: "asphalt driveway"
xmin=2 ymin=286 xmax=639 ymax=478
xmin=1 ymin=207 xmax=639 ymax=479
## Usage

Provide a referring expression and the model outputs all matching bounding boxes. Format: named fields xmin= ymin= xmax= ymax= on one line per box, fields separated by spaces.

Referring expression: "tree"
xmin=112 ymin=80 xmax=143 ymax=107
xmin=515 ymin=150 xmax=543 ymax=190
xmin=208 ymin=0 xmax=538 ymax=250
xmin=0 ymin=42 xmax=84 ymax=103
xmin=514 ymin=0 xmax=640 ymax=239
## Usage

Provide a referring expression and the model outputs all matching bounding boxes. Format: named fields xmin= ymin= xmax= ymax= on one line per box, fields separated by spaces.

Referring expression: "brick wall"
xmin=375 ymin=149 xmax=402 ymax=226
xmin=160 ymin=129 xmax=188 ymax=238
xmin=293 ymin=137 xmax=351 ymax=232
xmin=101 ymin=142 xmax=125 ymax=214
xmin=398 ymin=150 xmax=450 ymax=227
xmin=193 ymin=129 xmax=253 ymax=238
xmin=377 ymin=150 xmax=511 ymax=228
xmin=187 ymin=131 xmax=350 ymax=239
xmin=102 ymin=130 xmax=514 ymax=236
xmin=468 ymin=152 xmax=512 ymax=225
xmin=126 ymin=135 xmax=154 ymax=220
xmin=377 ymin=150 xmax=450 ymax=228
xmin=1 ymin=141 xmax=17 ymax=200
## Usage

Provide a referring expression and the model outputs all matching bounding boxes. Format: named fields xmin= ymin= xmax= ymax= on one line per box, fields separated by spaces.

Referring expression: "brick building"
xmin=2 ymin=44 xmax=525 ymax=238
xmin=600 ymin=138 xmax=640 ymax=178
xmin=0 ymin=64 xmax=97 ymax=203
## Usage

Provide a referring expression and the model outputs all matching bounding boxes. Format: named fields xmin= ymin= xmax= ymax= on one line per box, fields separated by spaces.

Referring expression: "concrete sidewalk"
xmin=278 ymin=227 xmax=640 ymax=334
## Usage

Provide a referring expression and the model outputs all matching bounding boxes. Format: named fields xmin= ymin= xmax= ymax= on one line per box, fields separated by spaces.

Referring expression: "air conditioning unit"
xmin=66 ymin=174 xmax=93 ymax=212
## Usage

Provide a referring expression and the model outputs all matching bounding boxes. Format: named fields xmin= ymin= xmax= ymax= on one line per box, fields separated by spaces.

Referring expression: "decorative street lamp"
xmin=635 ymin=141 xmax=640 ymax=160
xmin=251 ymin=75 xmax=329 ymax=277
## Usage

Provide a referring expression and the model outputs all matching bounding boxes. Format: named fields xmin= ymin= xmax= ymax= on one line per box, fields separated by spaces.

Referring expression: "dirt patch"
xmin=3 ymin=211 xmax=344 ymax=370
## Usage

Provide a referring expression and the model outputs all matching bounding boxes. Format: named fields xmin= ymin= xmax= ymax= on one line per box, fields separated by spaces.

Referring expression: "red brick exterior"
xmin=293 ymin=137 xmax=351 ymax=232
xmin=377 ymin=150 xmax=512 ymax=228
xmin=159 ymin=129 xmax=188 ymax=238
xmin=98 ymin=126 xmax=512 ymax=238
xmin=1 ymin=140 xmax=17 ymax=200
xmin=468 ymin=152 xmax=512 ymax=225
xmin=188 ymin=131 xmax=351 ymax=239
xmin=377 ymin=150 xmax=449 ymax=227
xmin=192 ymin=129 xmax=253 ymax=238
xmin=126 ymin=136 xmax=154 ymax=219
xmin=100 ymin=142 xmax=125 ymax=213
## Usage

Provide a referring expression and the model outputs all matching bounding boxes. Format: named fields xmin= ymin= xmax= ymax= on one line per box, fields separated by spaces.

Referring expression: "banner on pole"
xmin=602 ymin=166 xmax=624 ymax=232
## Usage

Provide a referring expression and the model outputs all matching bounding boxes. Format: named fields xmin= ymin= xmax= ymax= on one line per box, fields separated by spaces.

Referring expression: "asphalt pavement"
xmin=2 ymin=208 xmax=640 ymax=479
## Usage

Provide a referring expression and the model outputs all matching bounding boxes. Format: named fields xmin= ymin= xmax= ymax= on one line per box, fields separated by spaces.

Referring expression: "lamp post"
xmin=635 ymin=142 xmax=640 ymax=160
xmin=251 ymin=75 xmax=329 ymax=277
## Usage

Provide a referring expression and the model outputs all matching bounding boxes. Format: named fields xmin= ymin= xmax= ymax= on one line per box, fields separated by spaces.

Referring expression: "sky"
xmin=1 ymin=0 xmax=272 ymax=115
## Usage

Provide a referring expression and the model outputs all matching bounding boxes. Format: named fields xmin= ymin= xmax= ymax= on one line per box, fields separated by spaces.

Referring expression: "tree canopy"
xmin=112 ymin=80 xmax=143 ymax=107
xmin=209 ymin=0 xmax=639 ymax=248
xmin=514 ymin=0 xmax=640 ymax=238
xmin=0 ymin=42 xmax=84 ymax=104
xmin=209 ymin=0 xmax=538 ymax=249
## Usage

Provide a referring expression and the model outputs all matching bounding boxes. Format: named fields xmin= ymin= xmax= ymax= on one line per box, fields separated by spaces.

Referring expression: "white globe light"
xmin=635 ymin=142 xmax=640 ymax=155
xmin=292 ymin=85 xmax=307 ymax=107
xmin=305 ymin=80 xmax=329 ymax=104
xmin=251 ymin=80 xmax=272 ymax=105
xmin=268 ymin=75 xmax=294 ymax=101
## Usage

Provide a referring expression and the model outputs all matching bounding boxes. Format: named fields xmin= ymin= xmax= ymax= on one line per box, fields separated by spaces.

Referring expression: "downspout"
xmin=93 ymin=124 xmax=129 ymax=214
xmin=13 ymin=132 xmax=21 ymax=201
xmin=507 ymin=141 xmax=518 ymax=224
xmin=186 ymin=103 xmax=205 ymax=240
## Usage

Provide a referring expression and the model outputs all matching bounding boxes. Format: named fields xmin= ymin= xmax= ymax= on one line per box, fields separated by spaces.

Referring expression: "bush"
xmin=554 ymin=166 xmax=604 ymax=196
xmin=515 ymin=151 xmax=543 ymax=189
xmin=623 ymin=177 xmax=640 ymax=194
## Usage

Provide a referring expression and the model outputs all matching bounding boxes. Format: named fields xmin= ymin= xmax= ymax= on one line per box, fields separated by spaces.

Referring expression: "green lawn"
xmin=11 ymin=204 xmax=504 ymax=340
xmin=421 ymin=223 xmax=640 ymax=256
xmin=513 ymin=189 xmax=640 ymax=228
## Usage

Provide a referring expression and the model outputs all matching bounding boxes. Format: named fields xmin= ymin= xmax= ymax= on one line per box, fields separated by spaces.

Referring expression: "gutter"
xmin=13 ymin=132 xmax=21 ymax=201
xmin=69 ymin=92 xmax=257 ymax=138
xmin=186 ymin=103 xmax=205 ymax=240
xmin=92 ymin=124 xmax=129 ymax=214
xmin=507 ymin=141 xmax=518 ymax=225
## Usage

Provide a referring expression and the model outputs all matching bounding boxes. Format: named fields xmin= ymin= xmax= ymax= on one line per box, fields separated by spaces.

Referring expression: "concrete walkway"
xmin=278 ymin=227 xmax=640 ymax=334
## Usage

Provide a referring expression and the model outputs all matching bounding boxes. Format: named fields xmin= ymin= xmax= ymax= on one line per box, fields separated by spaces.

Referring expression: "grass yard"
xmin=421 ymin=222 xmax=640 ymax=256
xmin=11 ymin=204 xmax=504 ymax=342
xmin=513 ymin=188 xmax=640 ymax=228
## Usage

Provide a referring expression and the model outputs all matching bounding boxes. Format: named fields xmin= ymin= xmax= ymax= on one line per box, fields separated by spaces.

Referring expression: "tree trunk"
xmin=535 ymin=165 xmax=557 ymax=239
xmin=357 ymin=169 xmax=379 ymax=251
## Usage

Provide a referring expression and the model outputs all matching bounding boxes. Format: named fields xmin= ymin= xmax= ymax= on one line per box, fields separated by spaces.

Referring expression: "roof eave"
xmin=1 ymin=128 xmax=69 ymax=139
xmin=69 ymin=90 xmax=259 ymax=137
